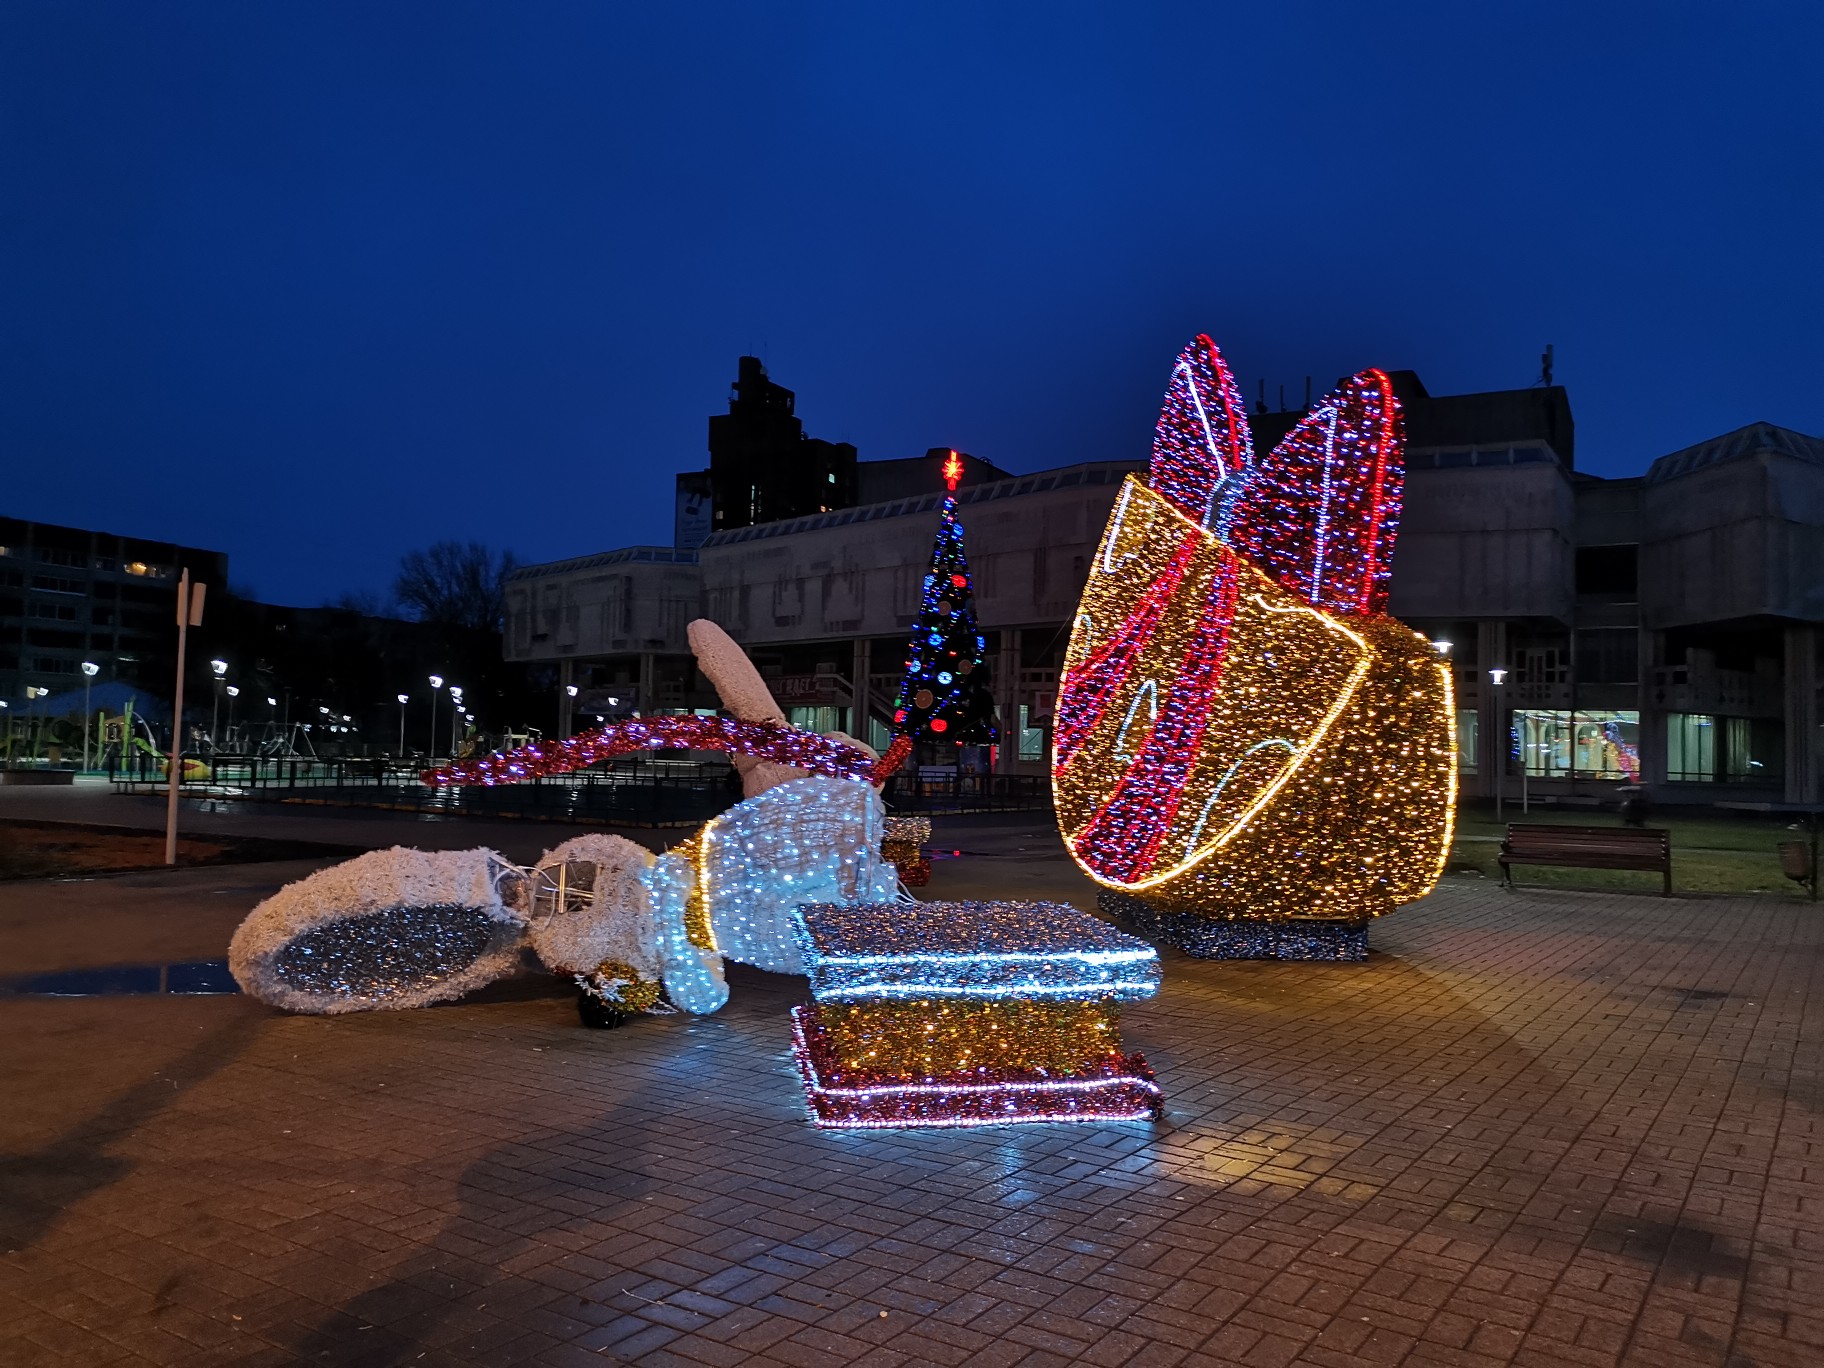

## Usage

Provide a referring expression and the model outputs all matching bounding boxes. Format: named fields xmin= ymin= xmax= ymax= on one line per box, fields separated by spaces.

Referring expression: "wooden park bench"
xmin=1498 ymin=824 xmax=1672 ymax=895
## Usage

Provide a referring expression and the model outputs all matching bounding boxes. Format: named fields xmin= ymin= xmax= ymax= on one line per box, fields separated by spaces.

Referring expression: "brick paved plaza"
xmin=3 ymin=801 xmax=1822 ymax=1367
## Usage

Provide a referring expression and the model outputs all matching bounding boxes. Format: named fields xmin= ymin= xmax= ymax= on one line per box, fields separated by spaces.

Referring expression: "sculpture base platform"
xmin=1098 ymin=891 xmax=1369 ymax=962
xmin=791 ymin=1008 xmax=1160 ymax=1129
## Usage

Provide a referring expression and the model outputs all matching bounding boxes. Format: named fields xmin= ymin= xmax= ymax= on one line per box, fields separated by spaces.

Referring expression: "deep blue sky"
xmin=4 ymin=3 xmax=1820 ymax=607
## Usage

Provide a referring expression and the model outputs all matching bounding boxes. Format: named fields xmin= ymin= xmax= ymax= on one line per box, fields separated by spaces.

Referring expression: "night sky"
xmin=4 ymin=3 xmax=1820 ymax=608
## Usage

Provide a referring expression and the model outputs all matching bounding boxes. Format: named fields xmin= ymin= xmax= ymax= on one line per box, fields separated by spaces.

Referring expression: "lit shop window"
xmin=1514 ymin=710 xmax=1640 ymax=780
xmin=786 ymin=705 xmax=844 ymax=736
xmin=1455 ymin=709 xmax=1478 ymax=773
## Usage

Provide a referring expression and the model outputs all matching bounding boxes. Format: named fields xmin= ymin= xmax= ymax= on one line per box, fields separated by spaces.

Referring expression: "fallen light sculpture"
xmin=1053 ymin=337 xmax=1456 ymax=960
xmin=791 ymin=899 xmax=1162 ymax=1128
xmin=232 ymin=629 xmax=906 ymax=1020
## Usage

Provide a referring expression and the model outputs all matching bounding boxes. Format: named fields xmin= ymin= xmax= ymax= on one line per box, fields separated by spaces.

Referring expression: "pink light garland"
xmin=423 ymin=715 xmax=885 ymax=787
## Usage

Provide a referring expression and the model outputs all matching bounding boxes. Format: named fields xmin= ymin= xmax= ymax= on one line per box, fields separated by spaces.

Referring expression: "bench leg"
xmin=1498 ymin=859 xmax=1509 ymax=889
xmin=1663 ymin=867 xmax=1672 ymax=897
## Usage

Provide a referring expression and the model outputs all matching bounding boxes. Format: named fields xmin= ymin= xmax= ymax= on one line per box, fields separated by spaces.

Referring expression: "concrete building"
xmin=0 ymin=516 xmax=228 ymax=704
xmin=506 ymin=378 xmax=1824 ymax=807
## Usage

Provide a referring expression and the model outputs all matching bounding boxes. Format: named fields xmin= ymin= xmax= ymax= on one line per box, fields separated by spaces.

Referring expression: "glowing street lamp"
xmin=396 ymin=693 xmax=409 ymax=757
xmin=224 ymin=685 xmax=239 ymax=747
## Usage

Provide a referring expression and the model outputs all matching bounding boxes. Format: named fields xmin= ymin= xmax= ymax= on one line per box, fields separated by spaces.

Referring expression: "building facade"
xmin=0 ymin=516 xmax=229 ymax=705
xmin=506 ymin=381 xmax=1824 ymax=806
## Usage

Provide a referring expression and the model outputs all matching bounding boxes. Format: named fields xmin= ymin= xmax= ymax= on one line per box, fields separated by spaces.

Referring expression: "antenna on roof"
xmin=1304 ymin=376 xmax=1311 ymax=410
xmin=1256 ymin=379 xmax=1267 ymax=415
xmin=1538 ymin=343 xmax=1554 ymax=387
xmin=1278 ymin=384 xmax=1286 ymax=412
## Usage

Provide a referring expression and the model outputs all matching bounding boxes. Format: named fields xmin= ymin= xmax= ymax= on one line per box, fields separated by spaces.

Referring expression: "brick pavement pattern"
xmin=2 ymin=873 xmax=1821 ymax=1367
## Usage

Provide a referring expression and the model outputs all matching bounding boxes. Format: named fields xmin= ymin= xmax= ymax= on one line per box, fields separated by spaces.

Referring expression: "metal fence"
xmin=107 ymin=750 xmax=1053 ymax=825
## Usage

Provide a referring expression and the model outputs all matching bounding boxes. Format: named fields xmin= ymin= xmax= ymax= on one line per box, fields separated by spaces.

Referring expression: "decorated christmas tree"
xmin=890 ymin=453 xmax=999 ymax=748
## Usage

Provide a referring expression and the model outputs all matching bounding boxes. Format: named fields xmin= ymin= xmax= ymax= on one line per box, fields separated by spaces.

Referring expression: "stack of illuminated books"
xmin=789 ymin=900 xmax=1162 ymax=1129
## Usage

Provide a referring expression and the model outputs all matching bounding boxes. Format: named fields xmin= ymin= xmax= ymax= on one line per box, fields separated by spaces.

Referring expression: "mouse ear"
xmin=1223 ymin=369 xmax=1405 ymax=616
xmin=688 ymin=618 xmax=785 ymax=722
xmin=688 ymin=618 xmax=805 ymax=796
xmin=1148 ymin=335 xmax=1254 ymax=533
xmin=228 ymin=847 xmax=527 ymax=1013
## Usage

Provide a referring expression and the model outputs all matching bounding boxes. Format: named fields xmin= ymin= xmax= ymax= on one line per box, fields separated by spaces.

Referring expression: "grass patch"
xmin=1451 ymin=806 xmax=1816 ymax=895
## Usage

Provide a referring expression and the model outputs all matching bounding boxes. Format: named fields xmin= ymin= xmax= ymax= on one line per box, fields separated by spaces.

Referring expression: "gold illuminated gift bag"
xmin=1052 ymin=339 xmax=1455 ymax=955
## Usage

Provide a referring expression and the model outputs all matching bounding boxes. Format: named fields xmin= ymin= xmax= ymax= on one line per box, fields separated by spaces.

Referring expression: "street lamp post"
xmin=1488 ymin=667 xmax=1508 ymax=824
xmin=81 ymin=661 xmax=100 ymax=772
xmin=209 ymin=659 xmax=227 ymax=747
xmin=397 ymin=694 xmax=409 ymax=757
xmin=428 ymin=675 xmax=443 ymax=763
xmin=225 ymin=686 xmax=239 ymax=750
xmin=448 ymin=687 xmax=464 ymax=755
xmin=25 ymin=687 xmax=50 ymax=765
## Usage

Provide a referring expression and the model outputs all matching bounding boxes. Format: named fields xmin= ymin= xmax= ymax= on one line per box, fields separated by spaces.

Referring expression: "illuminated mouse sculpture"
xmin=1052 ymin=337 xmax=1457 ymax=960
xmin=229 ymin=621 xmax=908 ymax=1021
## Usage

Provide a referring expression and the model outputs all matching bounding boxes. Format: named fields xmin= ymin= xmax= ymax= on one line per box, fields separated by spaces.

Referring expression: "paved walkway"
xmin=2 ymin=803 xmax=1821 ymax=1367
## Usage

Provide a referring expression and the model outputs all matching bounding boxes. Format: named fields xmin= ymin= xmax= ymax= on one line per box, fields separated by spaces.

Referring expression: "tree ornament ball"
xmin=936 ymin=598 xmax=953 ymax=614
xmin=914 ymin=689 xmax=935 ymax=709
xmin=959 ymin=660 xmax=974 ymax=674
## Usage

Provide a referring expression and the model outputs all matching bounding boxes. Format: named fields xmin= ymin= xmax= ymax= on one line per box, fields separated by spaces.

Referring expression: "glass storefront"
xmin=1666 ymin=712 xmax=1715 ymax=782
xmin=1667 ymin=712 xmax=1783 ymax=783
xmin=1513 ymin=710 xmax=1640 ymax=780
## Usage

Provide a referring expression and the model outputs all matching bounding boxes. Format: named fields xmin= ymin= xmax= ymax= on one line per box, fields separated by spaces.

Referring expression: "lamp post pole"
xmin=1489 ymin=667 xmax=1508 ymax=825
xmin=80 ymin=661 xmax=99 ymax=772
xmin=225 ymin=686 xmax=239 ymax=751
xmin=428 ymin=676 xmax=443 ymax=763
xmin=397 ymin=694 xmax=408 ymax=757
xmin=209 ymin=659 xmax=227 ymax=746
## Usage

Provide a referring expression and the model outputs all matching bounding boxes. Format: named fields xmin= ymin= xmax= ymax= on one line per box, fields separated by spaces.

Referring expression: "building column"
xmin=850 ymin=637 xmax=871 ymax=745
xmin=558 ymin=658 xmax=574 ymax=739
xmin=1785 ymin=625 xmax=1820 ymax=805
xmin=996 ymin=629 xmax=1021 ymax=774
xmin=1476 ymin=620 xmax=1508 ymax=802
xmin=638 ymin=652 xmax=656 ymax=716
xmin=1636 ymin=629 xmax=1665 ymax=792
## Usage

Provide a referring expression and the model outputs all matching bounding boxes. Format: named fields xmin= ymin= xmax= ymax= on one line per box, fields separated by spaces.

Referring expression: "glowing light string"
xmin=1114 ymin=680 xmax=1158 ymax=758
xmin=1100 ymin=478 xmax=1144 ymax=573
xmin=1310 ymin=407 xmax=1340 ymax=601
xmin=1182 ymin=738 xmax=1297 ymax=855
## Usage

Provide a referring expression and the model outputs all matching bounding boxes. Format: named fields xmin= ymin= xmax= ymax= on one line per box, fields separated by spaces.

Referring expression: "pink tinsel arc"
xmin=423 ymin=714 xmax=888 ymax=788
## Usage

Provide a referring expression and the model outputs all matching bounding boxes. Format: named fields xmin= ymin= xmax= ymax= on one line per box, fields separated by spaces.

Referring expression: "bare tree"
xmin=327 ymin=588 xmax=396 ymax=617
xmin=393 ymin=541 xmax=517 ymax=632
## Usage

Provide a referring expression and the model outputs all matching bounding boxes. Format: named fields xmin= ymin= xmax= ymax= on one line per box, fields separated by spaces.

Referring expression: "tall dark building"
xmin=701 ymin=357 xmax=858 ymax=534
xmin=0 ymin=516 xmax=228 ymax=701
